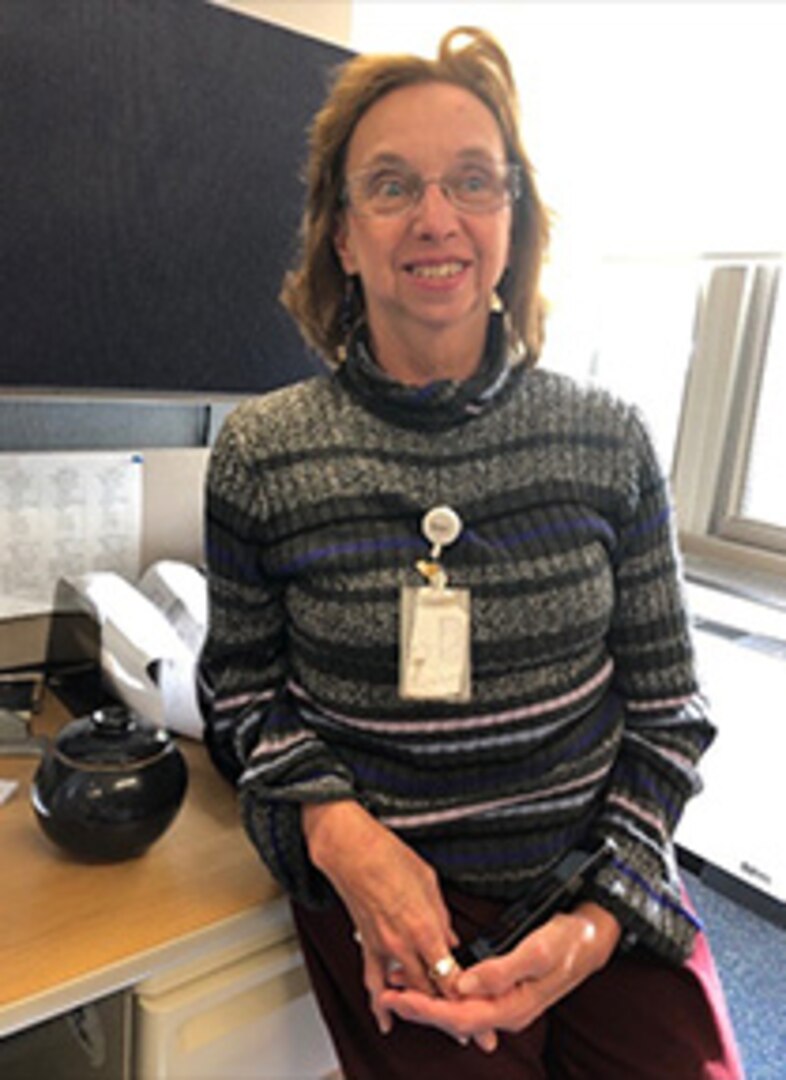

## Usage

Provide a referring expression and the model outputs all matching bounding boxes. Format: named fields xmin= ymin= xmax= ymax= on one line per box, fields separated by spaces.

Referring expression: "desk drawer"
xmin=133 ymin=936 xmax=339 ymax=1079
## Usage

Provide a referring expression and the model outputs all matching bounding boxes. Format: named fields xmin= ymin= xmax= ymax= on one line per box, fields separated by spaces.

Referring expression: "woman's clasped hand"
xmin=302 ymin=798 xmax=502 ymax=1053
xmin=303 ymin=800 xmax=621 ymax=1055
xmin=302 ymin=801 xmax=461 ymax=1032
xmin=379 ymin=900 xmax=622 ymax=1053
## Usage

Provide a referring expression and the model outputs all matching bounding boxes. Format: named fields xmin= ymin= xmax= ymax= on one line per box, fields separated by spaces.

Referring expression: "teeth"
xmin=410 ymin=261 xmax=464 ymax=279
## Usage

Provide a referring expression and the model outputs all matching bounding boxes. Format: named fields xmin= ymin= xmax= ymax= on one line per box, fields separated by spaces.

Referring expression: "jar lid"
xmin=54 ymin=705 xmax=171 ymax=767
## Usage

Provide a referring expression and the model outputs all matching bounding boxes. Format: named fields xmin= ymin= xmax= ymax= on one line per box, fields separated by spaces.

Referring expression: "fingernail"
xmin=457 ymin=973 xmax=480 ymax=995
xmin=457 ymin=1036 xmax=469 ymax=1047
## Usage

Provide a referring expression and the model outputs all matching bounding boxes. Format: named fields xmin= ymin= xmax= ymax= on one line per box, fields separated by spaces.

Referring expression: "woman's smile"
xmin=405 ymin=259 xmax=469 ymax=281
xmin=402 ymin=256 xmax=473 ymax=292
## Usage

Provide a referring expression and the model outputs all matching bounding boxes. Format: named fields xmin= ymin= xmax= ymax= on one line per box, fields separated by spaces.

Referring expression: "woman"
xmin=199 ymin=27 xmax=743 ymax=1079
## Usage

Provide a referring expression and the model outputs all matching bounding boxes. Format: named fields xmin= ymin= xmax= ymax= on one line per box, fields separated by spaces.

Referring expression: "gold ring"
xmin=429 ymin=954 xmax=458 ymax=980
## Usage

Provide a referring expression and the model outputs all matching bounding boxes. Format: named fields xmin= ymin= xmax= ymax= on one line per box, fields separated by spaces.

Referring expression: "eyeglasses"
xmin=342 ymin=161 xmax=522 ymax=217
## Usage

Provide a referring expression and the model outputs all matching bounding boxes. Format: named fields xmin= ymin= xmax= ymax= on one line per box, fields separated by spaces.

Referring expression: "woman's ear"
xmin=334 ymin=216 xmax=358 ymax=275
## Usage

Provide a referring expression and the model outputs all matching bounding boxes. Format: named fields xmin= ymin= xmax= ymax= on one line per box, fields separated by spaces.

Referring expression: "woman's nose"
xmin=411 ymin=180 xmax=460 ymax=236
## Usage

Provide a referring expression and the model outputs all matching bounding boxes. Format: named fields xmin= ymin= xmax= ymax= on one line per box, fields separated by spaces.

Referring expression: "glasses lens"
xmin=349 ymin=168 xmax=420 ymax=216
xmin=446 ymin=163 xmax=520 ymax=212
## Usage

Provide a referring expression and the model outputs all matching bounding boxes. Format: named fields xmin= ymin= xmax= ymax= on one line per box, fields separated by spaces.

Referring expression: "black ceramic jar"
xmin=31 ymin=704 xmax=188 ymax=860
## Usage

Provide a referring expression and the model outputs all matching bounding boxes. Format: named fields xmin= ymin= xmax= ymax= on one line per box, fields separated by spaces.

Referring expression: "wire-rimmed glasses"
xmin=342 ymin=160 xmax=522 ymax=217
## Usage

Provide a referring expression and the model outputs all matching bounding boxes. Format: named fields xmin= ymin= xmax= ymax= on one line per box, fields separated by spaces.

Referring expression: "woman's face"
xmin=334 ymin=81 xmax=513 ymax=366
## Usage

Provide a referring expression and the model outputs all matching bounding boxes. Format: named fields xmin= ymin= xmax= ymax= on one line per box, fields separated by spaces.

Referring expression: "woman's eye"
xmin=457 ymin=170 xmax=493 ymax=194
xmin=369 ymin=173 xmax=410 ymax=199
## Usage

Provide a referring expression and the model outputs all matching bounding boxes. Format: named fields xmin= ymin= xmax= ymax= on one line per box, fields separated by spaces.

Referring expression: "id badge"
xmin=399 ymin=585 xmax=471 ymax=701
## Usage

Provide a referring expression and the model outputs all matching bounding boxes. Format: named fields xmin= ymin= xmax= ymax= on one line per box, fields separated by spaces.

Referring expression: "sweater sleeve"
xmin=585 ymin=407 xmax=716 ymax=962
xmin=198 ymin=407 xmax=357 ymax=907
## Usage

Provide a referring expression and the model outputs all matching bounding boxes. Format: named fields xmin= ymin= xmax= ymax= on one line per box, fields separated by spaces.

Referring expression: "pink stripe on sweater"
xmin=215 ymin=688 xmax=276 ymax=713
xmin=249 ymin=729 xmax=314 ymax=758
xmin=606 ymin=792 xmax=668 ymax=841
xmin=380 ymin=762 xmax=611 ymax=829
xmin=626 ymin=693 xmax=695 ymax=712
xmin=289 ymin=658 xmax=614 ymax=735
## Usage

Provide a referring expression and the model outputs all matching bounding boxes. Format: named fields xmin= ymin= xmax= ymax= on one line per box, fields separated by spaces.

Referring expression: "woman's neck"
xmin=368 ymin=317 xmax=487 ymax=386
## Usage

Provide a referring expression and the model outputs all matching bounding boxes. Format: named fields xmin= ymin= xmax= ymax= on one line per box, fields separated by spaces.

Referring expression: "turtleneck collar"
xmin=336 ymin=312 xmax=524 ymax=431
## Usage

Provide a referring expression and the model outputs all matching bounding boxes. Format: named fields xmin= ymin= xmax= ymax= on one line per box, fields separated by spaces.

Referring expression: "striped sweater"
xmin=200 ymin=329 xmax=714 ymax=963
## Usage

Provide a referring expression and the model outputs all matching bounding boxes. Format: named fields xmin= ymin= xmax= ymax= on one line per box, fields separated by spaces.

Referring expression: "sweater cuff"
xmin=584 ymin=835 xmax=702 ymax=964
xmin=239 ymin=775 xmax=357 ymax=909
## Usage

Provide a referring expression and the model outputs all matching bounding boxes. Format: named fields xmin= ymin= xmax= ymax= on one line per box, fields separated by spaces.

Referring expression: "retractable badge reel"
xmin=399 ymin=506 xmax=471 ymax=702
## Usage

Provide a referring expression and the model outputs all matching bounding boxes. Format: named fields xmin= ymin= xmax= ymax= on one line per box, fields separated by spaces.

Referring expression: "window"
xmin=672 ymin=257 xmax=786 ymax=575
xmin=557 ymin=253 xmax=786 ymax=602
xmin=581 ymin=254 xmax=786 ymax=601
xmin=721 ymin=271 xmax=786 ymax=536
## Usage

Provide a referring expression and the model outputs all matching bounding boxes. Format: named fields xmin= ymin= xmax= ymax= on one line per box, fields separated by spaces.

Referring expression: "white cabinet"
xmin=133 ymin=906 xmax=340 ymax=1080
xmin=677 ymin=612 xmax=786 ymax=903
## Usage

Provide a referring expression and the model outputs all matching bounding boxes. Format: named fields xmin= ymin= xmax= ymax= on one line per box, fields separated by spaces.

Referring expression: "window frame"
xmin=672 ymin=254 xmax=786 ymax=602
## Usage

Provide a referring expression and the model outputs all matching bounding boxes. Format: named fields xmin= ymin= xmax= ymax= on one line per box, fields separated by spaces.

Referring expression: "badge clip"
xmin=399 ymin=505 xmax=471 ymax=701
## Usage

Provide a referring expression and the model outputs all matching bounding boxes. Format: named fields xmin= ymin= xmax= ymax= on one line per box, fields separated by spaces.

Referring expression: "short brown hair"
xmin=280 ymin=27 xmax=550 ymax=367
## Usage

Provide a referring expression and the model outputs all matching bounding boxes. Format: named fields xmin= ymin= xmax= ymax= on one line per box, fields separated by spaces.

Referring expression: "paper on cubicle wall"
xmin=0 ymin=452 xmax=142 ymax=618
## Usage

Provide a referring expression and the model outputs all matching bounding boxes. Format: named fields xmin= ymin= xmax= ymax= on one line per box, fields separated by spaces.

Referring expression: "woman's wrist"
xmin=572 ymin=900 xmax=623 ymax=967
xmin=301 ymin=799 xmax=366 ymax=870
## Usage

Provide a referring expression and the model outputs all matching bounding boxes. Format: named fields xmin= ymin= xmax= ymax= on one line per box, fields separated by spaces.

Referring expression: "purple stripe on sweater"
xmin=278 ymin=534 xmax=423 ymax=575
xmin=348 ymin=695 xmax=619 ymax=798
xmin=464 ymin=513 xmax=616 ymax=551
xmin=624 ymin=505 xmax=670 ymax=541
xmin=276 ymin=512 xmax=616 ymax=577
xmin=612 ymin=857 xmax=704 ymax=931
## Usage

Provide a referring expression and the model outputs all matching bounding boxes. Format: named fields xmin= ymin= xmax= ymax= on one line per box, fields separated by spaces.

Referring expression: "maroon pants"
xmin=291 ymin=884 xmax=745 ymax=1080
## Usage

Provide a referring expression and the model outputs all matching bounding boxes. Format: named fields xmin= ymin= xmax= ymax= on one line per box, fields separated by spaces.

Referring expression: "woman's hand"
xmin=302 ymin=800 xmax=462 ymax=1035
xmin=378 ymin=902 xmax=622 ymax=1052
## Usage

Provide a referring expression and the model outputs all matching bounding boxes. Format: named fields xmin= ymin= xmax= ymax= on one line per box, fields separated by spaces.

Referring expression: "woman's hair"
xmin=280 ymin=27 xmax=550 ymax=367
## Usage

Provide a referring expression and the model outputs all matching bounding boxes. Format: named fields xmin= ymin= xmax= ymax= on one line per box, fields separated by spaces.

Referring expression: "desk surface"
xmin=0 ymin=696 xmax=281 ymax=1036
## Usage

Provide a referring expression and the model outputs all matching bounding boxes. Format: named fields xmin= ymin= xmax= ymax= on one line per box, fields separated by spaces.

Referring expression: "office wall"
xmin=1 ymin=1 xmax=352 ymax=395
xmin=0 ymin=1 xmax=352 ymax=577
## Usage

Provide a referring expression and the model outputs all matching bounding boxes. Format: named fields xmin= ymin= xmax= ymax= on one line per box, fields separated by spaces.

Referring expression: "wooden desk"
xmin=0 ymin=696 xmax=284 ymax=1039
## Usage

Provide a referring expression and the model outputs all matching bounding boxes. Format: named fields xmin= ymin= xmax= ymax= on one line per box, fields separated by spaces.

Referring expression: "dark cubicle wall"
xmin=0 ymin=0 xmax=351 ymax=396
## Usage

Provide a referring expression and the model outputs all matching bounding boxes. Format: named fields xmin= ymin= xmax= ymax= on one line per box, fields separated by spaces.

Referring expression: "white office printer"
xmin=49 ymin=561 xmax=207 ymax=739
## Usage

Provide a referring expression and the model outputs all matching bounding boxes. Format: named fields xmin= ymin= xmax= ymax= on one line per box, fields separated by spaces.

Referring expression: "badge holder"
xmin=399 ymin=507 xmax=471 ymax=702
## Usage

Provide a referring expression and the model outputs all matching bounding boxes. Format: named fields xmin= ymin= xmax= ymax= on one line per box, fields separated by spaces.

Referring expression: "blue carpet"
xmin=683 ymin=869 xmax=786 ymax=1079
